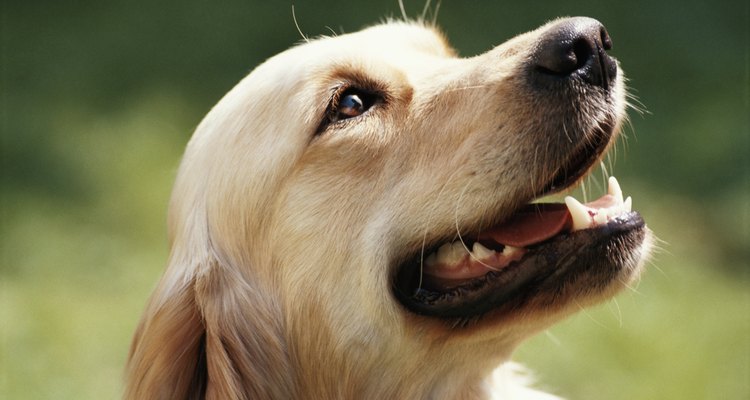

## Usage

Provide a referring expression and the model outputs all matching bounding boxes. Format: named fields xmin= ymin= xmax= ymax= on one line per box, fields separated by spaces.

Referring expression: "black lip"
xmin=393 ymin=212 xmax=645 ymax=319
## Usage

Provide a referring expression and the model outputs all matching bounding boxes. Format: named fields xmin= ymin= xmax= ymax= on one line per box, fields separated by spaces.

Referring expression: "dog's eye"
xmin=338 ymin=93 xmax=365 ymax=119
xmin=327 ymin=87 xmax=379 ymax=124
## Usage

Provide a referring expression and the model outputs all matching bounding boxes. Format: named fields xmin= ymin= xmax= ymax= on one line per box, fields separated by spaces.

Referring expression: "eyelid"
xmin=313 ymin=84 xmax=346 ymax=135
xmin=327 ymin=83 xmax=351 ymax=120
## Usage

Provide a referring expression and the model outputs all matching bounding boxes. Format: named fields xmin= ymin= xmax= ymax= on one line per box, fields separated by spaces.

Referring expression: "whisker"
xmin=432 ymin=0 xmax=442 ymax=25
xmin=625 ymin=89 xmax=649 ymax=116
xmin=543 ymin=330 xmax=562 ymax=347
xmin=291 ymin=5 xmax=309 ymax=43
xmin=599 ymin=160 xmax=610 ymax=190
xmin=418 ymin=168 xmax=463 ymax=289
xmin=580 ymin=179 xmax=588 ymax=203
xmin=562 ymin=121 xmax=573 ymax=144
xmin=574 ymin=300 xmax=611 ymax=330
xmin=420 ymin=0 xmax=432 ymax=22
xmin=443 ymin=84 xmax=492 ymax=93
xmin=398 ymin=0 xmax=408 ymax=20
xmin=454 ymin=176 xmax=502 ymax=271
xmin=323 ymin=26 xmax=339 ymax=37
xmin=644 ymin=235 xmax=670 ymax=277
xmin=607 ymin=147 xmax=616 ymax=178
xmin=646 ymin=257 xmax=667 ymax=278
xmin=608 ymin=298 xmax=623 ymax=327
xmin=616 ymin=276 xmax=643 ymax=295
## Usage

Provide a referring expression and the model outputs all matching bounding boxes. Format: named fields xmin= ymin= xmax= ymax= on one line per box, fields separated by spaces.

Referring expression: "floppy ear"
xmin=125 ymin=256 xmax=295 ymax=400
xmin=124 ymin=275 xmax=207 ymax=400
xmin=125 ymin=58 xmax=304 ymax=398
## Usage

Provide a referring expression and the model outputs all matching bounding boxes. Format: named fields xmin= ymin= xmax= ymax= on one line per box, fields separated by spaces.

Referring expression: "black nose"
xmin=532 ymin=17 xmax=617 ymax=89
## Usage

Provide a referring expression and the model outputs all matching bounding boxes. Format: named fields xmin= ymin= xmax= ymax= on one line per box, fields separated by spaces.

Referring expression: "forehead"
xmin=329 ymin=22 xmax=456 ymax=58
xmin=282 ymin=22 xmax=458 ymax=74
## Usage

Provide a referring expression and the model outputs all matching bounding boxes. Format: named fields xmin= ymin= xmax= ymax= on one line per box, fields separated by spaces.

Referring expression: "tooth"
xmin=624 ymin=196 xmax=632 ymax=212
xmin=436 ymin=243 xmax=454 ymax=264
xmin=502 ymin=245 xmax=522 ymax=256
xmin=436 ymin=242 xmax=466 ymax=267
xmin=608 ymin=176 xmax=624 ymax=204
xmin=565 ymin=196 xmax=592 ymax=231
xmin=451 ymin=242 xmax=468 ymax=262
xmin=472 ymin=242 xmax=496 ymax=259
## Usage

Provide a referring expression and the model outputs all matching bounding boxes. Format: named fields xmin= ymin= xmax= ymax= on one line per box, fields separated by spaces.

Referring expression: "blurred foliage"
xmin=1 ymin=1 xmax=748 ymax=399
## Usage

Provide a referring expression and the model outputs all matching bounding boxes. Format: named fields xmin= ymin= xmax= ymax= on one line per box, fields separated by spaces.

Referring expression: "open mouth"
xmin=393 ymin=176 xmax=645 ymax=319
xmin=421 ymin=177 xmax=631 ymax=288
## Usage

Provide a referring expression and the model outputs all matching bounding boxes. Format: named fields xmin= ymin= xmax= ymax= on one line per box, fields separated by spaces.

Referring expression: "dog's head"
xmin=127 ymin=17 xmax=651 ymax=399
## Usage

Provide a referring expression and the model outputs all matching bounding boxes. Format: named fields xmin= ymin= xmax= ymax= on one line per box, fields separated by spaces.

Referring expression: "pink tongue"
xmin=479 ymin=203 xmax=572 ymax=247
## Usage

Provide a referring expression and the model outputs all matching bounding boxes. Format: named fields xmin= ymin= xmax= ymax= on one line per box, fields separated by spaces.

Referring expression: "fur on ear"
xmin=124 ymin=256 xmax=295 ymax=400
xmin=124 ymin=277 xmax=207 ymax=400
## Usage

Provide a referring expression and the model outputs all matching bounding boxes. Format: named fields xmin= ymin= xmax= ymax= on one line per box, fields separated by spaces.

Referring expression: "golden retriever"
xmin=125 ymin=17 xmax=652 ymax=399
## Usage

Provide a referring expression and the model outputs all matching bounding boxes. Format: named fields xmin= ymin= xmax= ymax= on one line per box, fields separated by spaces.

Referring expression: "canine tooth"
xmin=608 ymin=176 xmax=624 ymax=204
xmin=472 ymin=242 xmax=496 ymax=259
xmin=624 ymin=196 xmax=632 ymax=212
xmin=565 ymin=196 xmax=592 ymax=231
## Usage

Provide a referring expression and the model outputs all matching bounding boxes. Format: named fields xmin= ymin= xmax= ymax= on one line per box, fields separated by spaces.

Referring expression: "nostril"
xmin=533 ymin=28 xmax=599 ymax=77
xmin=571 ymin=37 xmax=595 ymax=71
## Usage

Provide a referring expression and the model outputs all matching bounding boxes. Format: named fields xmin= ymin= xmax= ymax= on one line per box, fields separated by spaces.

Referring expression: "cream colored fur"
xmin=125 ymin=20 xmax=647 ymax=400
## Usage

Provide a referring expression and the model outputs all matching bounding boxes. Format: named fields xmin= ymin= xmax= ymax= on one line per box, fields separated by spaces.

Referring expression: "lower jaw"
xmin=392 ymin=211 xmax=646 ymax=320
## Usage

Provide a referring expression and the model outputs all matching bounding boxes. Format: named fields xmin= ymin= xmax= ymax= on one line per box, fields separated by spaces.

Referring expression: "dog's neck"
xmin=284 ymin=329 xmax=524 ymax=399
xmin=289 ymin=361 xmax=490 ymax=399
xmin=287 ymin=359 xmax=556 ymax=400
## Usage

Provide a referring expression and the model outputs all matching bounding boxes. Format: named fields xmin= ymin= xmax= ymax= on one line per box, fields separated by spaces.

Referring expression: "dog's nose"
xmin=531 ymin=17 xmax=617 ymax=89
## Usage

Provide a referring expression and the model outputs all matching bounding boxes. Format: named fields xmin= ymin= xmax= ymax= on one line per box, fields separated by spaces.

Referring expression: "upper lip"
xmin=541 ymin=119 xmax=614 ymax=195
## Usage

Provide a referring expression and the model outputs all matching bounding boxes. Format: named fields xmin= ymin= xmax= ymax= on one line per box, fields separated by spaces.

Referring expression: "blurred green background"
xmin=2 ymin=1 xmax=748 ymax=399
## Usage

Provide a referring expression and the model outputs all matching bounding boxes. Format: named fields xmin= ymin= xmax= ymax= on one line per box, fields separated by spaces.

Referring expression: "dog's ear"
xmin=125 ymin=72 xmax=302 ymax=398
xmin=125 ymin=256 xmax=295 ymax=400
xmin=195 ymin=262 xmax=295 ymax=399
xmin=124 ymin=274 xmax=207 ymax=400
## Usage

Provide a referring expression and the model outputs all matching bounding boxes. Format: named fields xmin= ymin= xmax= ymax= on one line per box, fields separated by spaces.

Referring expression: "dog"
xmin=125 ymin=16 xmax=652 ymax=399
